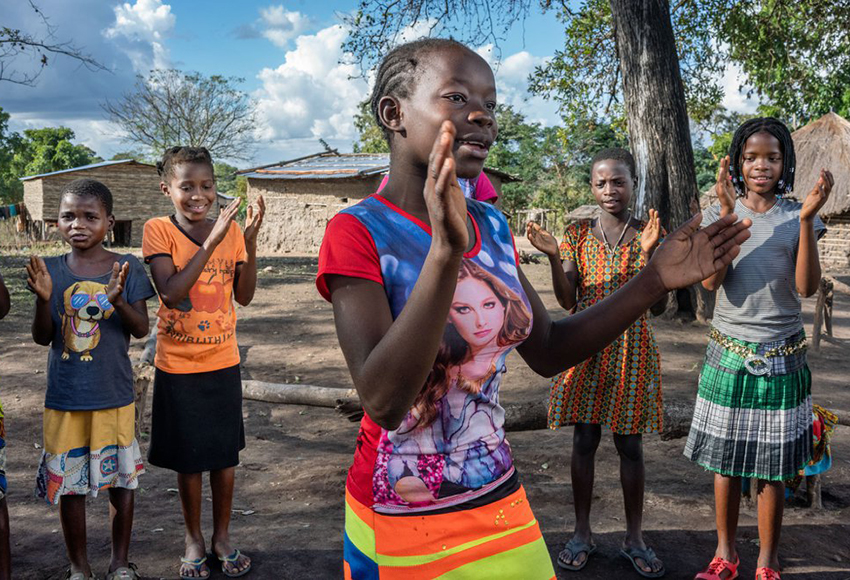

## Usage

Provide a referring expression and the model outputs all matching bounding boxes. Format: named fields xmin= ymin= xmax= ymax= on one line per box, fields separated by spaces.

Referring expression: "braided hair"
xmin=369 ymin=38 xmax=469 ymax=144
xmin=156 ymin=146 xmax=214 ymax=181
xmin=728 ymin=117 xmax=795 ymax=196
xmin=590 ymin=148 xmax=637 ymax=183
xmin=61 ymin=178 xmax=113 ymax=215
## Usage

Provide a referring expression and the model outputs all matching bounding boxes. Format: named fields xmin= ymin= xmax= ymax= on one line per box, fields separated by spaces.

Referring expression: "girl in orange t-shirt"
xmin=142 ymin=146 xmax=264 ymax=579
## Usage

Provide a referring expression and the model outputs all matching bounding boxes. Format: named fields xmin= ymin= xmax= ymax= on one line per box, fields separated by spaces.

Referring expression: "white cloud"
xmin=105 ymin=0 xmax=175 ymax=70
xmin=253 ymin=25 xmax=369 ymax=146
xmin=259 ymin=5 xmax=309 ymax=47
xmin=9 ymin=116 xmax=127 ymax=161
xmin=720 ymin=60 xmax=759 ymax=114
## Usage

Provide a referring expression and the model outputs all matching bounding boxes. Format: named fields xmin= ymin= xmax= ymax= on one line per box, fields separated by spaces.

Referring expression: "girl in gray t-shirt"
xmin=686 ymin=117 xmax=833 ymax=580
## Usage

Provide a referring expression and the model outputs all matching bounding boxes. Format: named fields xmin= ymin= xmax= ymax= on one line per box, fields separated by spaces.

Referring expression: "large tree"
xmin=102 ymin=69 xmax=258 ymax=161
xmin=1 ymin=1 xmax=106 ymax=86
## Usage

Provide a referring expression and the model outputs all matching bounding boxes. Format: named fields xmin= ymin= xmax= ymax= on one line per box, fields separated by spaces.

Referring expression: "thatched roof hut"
xmin=699 ymin=112 xmax=850 ymax=269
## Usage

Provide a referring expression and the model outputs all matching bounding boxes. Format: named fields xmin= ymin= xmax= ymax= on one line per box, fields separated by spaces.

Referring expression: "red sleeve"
xmin=474 ymin=172 xmax=498 ymax=202
xmin=316 ymin=213 xmax=383 ymax=302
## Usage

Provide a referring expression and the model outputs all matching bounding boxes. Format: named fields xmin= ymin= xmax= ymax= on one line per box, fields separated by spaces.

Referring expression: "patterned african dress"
xmin=548 ymin=219 xmax=663 ymax=434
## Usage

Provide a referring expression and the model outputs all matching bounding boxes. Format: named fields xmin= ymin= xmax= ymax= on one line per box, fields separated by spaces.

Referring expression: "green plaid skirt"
xmin=683 ymin=329 xmax=813 ymax=480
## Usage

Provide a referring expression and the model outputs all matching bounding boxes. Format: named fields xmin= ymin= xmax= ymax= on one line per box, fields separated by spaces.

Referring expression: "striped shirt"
xmin=705 ymin=198 xmax=826 ymax=343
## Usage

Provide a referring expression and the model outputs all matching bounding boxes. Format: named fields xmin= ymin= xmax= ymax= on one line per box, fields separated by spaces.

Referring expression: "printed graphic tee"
xmin=317 ymin=195 xmax=529 ymax=513
xmin=143 ymin=217 xmax=246 ymax=374
xmin=44 ymin=254 xmax=155 ymax=411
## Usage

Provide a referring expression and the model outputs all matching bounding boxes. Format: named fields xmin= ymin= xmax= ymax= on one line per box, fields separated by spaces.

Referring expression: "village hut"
xmin=700 ymin=112 xmax=850 ymax=269
xmin=21 ymin=159 xmax=171 ymax=246
xmin=237 ymin=151 xmax=517 ymax=254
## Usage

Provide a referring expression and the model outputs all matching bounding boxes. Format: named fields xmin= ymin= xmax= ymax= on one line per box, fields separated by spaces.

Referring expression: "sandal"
xmin=620 ymin=546 xmax=665 ymax=578
xmin=218 ymin=549 xmax=252 ymax=578
xmin=105 ymin=564 xmax=139 ymax=580
xmin=694 ymin=556 xmax=739 ymax=580
xmin=179 ymin=556 xmax=210 ymax=579
xmin=65 ymin=572 xmax=95 ymax=580
xmin=755 ymin=567 xmax=781 ymax=580
xmin=557 ymin=537 xmax=597 ymax=571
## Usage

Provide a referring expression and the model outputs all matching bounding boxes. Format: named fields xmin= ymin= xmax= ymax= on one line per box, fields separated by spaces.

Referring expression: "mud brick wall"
xmin=23 ymin=163 xmax=172 ymax=246
xmin=820 ymin=216 xmax=850 ymax=270
xmin=246 ymin=176 xmax=383 ymax=254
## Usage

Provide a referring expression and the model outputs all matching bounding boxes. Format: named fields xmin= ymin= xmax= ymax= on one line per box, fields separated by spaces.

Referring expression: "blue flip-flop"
xmin=218 ymin=549 xmax=252 ymax=578
xmin=557 ymin=537 xmax=598 ymax=571
xmin=620 ymin=546 xmax=665 ymax=578
xmin=179 ymin=556 xmax=209 ymax=580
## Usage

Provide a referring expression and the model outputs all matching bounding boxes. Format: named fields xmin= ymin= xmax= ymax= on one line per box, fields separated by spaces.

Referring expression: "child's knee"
xmin=573 ymin=424 xmax=602 ymax=455
xmin=613 ymin=433 xmax=643 ymax=462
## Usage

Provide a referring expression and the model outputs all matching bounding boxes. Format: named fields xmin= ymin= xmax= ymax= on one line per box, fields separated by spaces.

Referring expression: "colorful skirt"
xmin=0 ymin=400 xmax=6 ymax=501
xmin=36 ymin=403 xmax=144 ymax=505
xmin=684 ymin=329 xmax=813 ymax=481
xmin=343 ymin=484 xmax=555 ymax=579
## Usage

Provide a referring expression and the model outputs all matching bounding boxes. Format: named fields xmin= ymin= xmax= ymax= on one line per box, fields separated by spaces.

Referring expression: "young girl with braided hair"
xmin=686 ymin=118 xmax=833 ymax=580
xmin=317 ymin=38 xmax=751 ymax=579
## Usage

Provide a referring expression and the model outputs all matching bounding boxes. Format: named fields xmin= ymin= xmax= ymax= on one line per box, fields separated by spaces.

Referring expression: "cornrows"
xmin=369 ymin=38 xmax=467 ymax=143
xmin=156 ymin=146 xmax=214 ymax=181
xmin=728 ymin=117 xmax=796 ymax=196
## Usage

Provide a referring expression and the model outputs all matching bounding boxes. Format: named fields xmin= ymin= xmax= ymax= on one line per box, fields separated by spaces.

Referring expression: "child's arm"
xmin=327 ymin=122 xmax=469 ymax=431
xmin=148 ymin=199 xmax=241 ymax=308
xmin=234 ymin=196 xmax=265 ymax=306
xmin=25 ymin=256 xmax=54 ymax=346
xmin=525 ymin=221 xmax=578 ymax=311
xmin=517 ymin=212 xmax=752 ymax=377
xmin=642 ymin=209 xmax=668 ymax=316
xmin=105 ymin=262 xmax=149 ymax=338
xmin=796 ymin=169 xmax=833 ymax=297
xmin=0 ymin=271 xmax=9 ymax=320
xmin=702 ymin=156 xmax=737 ymax=291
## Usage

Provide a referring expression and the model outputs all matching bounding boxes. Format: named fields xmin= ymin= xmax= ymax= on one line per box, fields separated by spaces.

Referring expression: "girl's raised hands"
xmin=800 ymin=169 xmax=834 ymax=222
xmin=646 ymin=213 xmax=751 ymax=291
xmin=526 ymin=221 xmax=559 ymax=257
xmin=716 ymin=156 xmax=737 ymax=217
xmin=105 ymin=261 xmax=130 ymax=305
xmin=206 ymin=197 xmax=241 ymax=249
xmin=244 ymin=195 xmax=266 ymax=246
xmin=425 ymin=121 xmax=468 ymax=255
xmin=640 ymin=209 xmax=662 ymax=255
xmin=26 ymin=256 xmax=52 ymax=302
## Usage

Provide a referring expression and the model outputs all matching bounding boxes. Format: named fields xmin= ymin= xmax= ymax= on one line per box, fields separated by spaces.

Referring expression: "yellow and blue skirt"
xmin=344 ymin=484 xmax=555 ymax=579
xmin=35 ymin=403 xmax=143 ymax=505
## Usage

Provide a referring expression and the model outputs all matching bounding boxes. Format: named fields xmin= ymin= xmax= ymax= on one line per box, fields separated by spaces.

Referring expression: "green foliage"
xmin=214 ymin=162 xmax=239 ymax=194
xmin=0 ymin=115 xmax=100 ymax=204
xmin=693 ymin=145 xmax=717 ymax=193
xmin=352 ymin=100 xmax=390 ymax=154
xmin=110 ymin=149 xmax=148 ymax=162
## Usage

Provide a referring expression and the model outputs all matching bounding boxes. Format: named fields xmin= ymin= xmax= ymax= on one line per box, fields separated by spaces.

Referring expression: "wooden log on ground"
xmin=242 ymin=379 xmax=358 ymax=408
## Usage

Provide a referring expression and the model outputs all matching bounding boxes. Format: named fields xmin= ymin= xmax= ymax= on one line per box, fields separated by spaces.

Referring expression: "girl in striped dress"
xmin=686 ymin=118 xmax=833 ymax=580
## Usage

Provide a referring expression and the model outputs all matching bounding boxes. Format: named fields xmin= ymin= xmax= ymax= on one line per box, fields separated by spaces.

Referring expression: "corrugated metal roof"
xmin=237 ymin=151 xmax=520 ymax=182
xmin=20 ymin=159 xmax=155 ymax=181
xmin=238 ymin=152 xmax=389 ymax=180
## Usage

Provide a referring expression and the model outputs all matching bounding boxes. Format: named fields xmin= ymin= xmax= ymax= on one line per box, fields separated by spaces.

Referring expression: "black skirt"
xmin=147 ymin=364 xmax=245 ymax=473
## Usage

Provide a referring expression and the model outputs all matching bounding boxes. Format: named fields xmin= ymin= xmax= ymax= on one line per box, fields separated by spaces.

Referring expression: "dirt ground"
xmin=1 ymin=248 xmax=849 ymax=580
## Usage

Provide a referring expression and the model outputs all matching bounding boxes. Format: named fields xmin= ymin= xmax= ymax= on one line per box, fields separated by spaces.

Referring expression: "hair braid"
xmin=369 ymin=38 xmax=468 ymax=144
xmin=728 ymin=117 xmax=796 ymax=196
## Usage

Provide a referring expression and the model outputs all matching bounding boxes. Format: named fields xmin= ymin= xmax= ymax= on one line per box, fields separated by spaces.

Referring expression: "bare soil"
xmin=1 ymin=250 xmax=849 ymax=579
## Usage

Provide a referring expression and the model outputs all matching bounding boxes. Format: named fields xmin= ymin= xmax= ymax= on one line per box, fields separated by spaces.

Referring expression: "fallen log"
xmin=242 ymin=379 xmax=358 ymax=408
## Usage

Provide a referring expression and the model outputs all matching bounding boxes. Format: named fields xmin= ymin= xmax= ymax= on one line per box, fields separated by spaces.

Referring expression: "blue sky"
xmin=1 ymin=1 xmax=755 ymax=167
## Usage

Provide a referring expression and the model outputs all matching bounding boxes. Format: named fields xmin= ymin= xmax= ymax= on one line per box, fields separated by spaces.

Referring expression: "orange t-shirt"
xmin=142 ymin=216 xmax=246 ymax=374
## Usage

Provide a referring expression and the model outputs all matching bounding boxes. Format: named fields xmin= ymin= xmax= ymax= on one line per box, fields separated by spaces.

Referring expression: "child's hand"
xmin=645 ymin=212 xmax=751 ymax=291
xmin=205 ymin=198 xmax=241 ymax=250
xmin=641 ymin=209 xmax=662 ymax=255
xmin=25 ymin=256 xmax=52 ymax=303
xmin=800 ymin=169 xmax=834 ymax=222
xmin=526 ymin=221 xmax=559 ymax=257
xmin=716 ymin=156 xmax=737 ymax=218
xmin=425 ymin=121 xmax=467 ymax=255
xmin=244 ymin=195 xmax=266 ymax=247
xmin=105 ymin=261 xmax=130 ymax=306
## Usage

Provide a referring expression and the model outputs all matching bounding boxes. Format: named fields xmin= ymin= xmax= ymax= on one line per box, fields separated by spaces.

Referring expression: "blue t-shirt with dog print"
xmin=44 ymin=254 xmax=155 ymax=411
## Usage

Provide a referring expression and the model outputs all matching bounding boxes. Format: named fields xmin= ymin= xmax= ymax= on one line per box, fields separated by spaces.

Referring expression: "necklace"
xmin=598 ymin=212 xmax=631 ymax=256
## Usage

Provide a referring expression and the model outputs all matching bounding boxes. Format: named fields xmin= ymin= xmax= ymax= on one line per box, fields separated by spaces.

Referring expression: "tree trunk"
xmin=609 ymin=0 xmax=699 ymax=231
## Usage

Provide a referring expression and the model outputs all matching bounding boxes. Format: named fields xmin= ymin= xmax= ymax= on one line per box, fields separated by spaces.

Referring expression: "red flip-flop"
xmin=694 ymin=556 xmax=739 ymax=580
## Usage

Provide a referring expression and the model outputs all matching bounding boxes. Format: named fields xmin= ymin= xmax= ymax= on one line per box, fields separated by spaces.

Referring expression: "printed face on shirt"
xmin=741 ymin=131 xmax=783 ymax=196
xmin=395 ymin=45 xmax=498 ymax=179
xmin=590 ymin=159 xmax=634 ymax=217
xmin=58 ymin=194 xmax=114 ymax=250
xmin=449 ymin=277 xmax=506 ymax=354
xmin=162 ymin=161 xmax=217 ymax=222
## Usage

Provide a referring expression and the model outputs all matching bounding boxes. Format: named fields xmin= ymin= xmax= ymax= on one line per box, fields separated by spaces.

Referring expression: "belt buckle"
xmin=744 ymin=354 xmax=771 ymax=376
